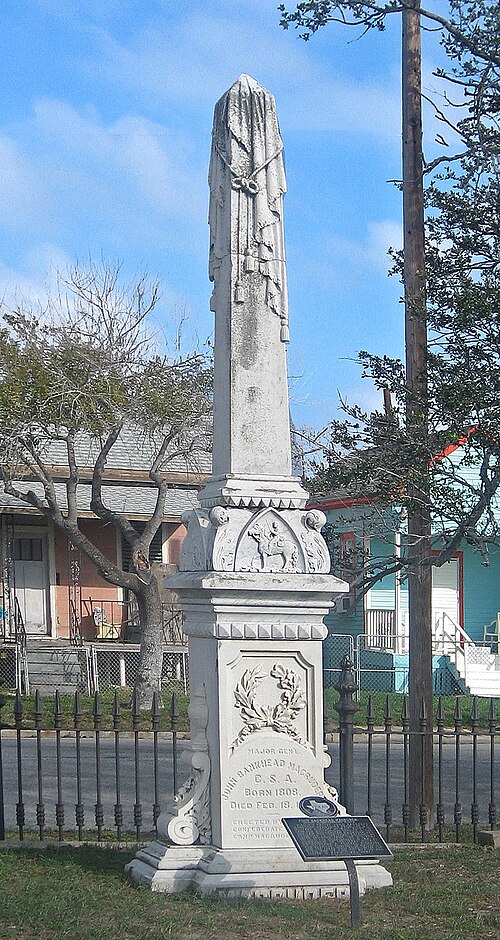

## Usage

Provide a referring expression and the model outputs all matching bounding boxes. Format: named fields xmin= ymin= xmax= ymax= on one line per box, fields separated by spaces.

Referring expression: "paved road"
xmin=326 ymin=737 xmax=497 ymax=828
xmin=0 ymin=733 xmax=497 ymax=834
xmin=0 ymin=734 xmax=191 ymax=835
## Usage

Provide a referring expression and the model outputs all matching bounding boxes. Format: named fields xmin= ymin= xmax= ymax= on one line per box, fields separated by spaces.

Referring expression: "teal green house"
xmin=310 ymin=442 xmax=500 ymax=696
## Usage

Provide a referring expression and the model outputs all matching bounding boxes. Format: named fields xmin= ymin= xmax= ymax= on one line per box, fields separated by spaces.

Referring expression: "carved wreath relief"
xmin=231 ymin=663 xmax=311 ymax=754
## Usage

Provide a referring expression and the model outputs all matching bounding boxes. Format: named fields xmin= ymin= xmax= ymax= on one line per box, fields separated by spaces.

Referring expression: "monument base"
xmin=125 ymin=841 xmax=392 ymax=899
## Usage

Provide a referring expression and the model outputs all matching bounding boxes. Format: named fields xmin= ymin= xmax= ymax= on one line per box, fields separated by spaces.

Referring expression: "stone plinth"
xmin=128 ymin=843 xmax=392 ymax=898
xmin=125 ymin=570 xmax=392 ymax=895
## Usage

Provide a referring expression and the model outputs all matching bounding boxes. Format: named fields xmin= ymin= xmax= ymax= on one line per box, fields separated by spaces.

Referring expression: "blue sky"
xmin=0 ymin=0 xmax=450 ymax=428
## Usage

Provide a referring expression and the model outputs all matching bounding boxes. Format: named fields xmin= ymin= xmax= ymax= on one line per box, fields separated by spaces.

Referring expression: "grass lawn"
xmin=0 ymin=843 xmax=498 ymax=940
xmin=0 ymin=690 xmax=496 ymax=732
xmin=324 ymin=689 xmax=498 ymax=731
xmin=0 ymin=690 xmax=190 ymax=732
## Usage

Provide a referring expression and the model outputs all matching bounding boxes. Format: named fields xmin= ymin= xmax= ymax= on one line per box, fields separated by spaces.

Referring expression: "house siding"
xmin=54 ymin=520 xmax=120 ymax=640
xmin=462 ymin=542 xmax=500 ymax=643
xmin=323 ymin=508 xmax=365 ymax=644
xmin=321 ymin=501 xmax=500 ymax=650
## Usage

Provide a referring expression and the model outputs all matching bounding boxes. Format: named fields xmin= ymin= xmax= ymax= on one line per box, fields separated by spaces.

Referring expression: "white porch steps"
xmin=462 ymin=647 xmax=500 ymax=697
xmin=434 ymin=613 xmax=500 ymax=697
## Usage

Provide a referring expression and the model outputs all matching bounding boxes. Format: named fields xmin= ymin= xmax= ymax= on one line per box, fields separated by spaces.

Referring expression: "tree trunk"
xmin=402 ymin=0 xmax=434 ymax=827
xmin=134 ymin=572 xmax=164 ymax=709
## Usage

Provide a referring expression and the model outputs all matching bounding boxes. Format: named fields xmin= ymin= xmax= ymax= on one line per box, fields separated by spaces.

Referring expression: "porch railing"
xmin=364 ymin=609 xmax=395 ymax=650
xmin=69 ymin=599 xmax=84 ymax=647
xmin=14 ymin=599 xmax=29 ymax=695
xmin=81 ymin=598 xmax=187 ymax=646
xmin=433 ymin=612 xmax=482 ymax=688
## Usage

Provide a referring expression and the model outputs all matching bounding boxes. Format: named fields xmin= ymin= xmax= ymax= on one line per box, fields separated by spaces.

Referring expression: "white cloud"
xmin=88 ymin=8 xmax=401 ymax=142
xmin=366 ymin=220 xmax=402 ymax=270
xmin=291 ymin=217 xmax=401 ymax=295
xmin=0 ymin=98 xmax=208 ymax=263
xmin=31 ymin=98 xmax=205 ymax=222
xmin=0 ymin=243 xmax=77 ymax=308
xmin=0 ymin=137 xmax=48 ymax=230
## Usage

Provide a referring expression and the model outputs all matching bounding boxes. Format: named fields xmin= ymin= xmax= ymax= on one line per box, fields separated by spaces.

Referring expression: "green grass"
xmin=324 ymin=689 xmax=498 ymax=731
xmin=0 ymin=689 xmax=497 ymax=732
xmin=0 ymin=823 xmax=486 ymax=846
xmin=0 ymin=690 xmax=190 ymax=732
xmin=0 ymin=843 xmax=498 ymax=939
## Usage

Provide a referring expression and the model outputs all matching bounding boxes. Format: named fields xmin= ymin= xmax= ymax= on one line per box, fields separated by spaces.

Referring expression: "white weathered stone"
xmin=126 ymin=842 xmax=393 ymax=898
xmin=180 ymin=506 xmax=331 ymax=575
xmin=126 ymin=74 xmax=392 ymax=900
xmin=198 ymin=74 xmax=302 ymax=507
xmin=157 ymin=684 xmax=211 ymax=846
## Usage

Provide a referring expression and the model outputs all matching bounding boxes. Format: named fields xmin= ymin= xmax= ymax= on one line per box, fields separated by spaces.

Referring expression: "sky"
xmin=0 ymin=0 xmax=451 ymax=429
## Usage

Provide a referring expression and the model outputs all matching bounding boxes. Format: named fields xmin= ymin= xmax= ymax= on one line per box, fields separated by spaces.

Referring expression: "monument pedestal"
xmin=126 ymin=571 xmax=392 ymax=897
xmin=127 ymin=842 xmax=392 ymax=898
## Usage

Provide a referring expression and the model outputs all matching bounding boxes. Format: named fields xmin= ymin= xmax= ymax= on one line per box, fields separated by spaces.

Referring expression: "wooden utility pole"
xmin=402 ymin=0 xmax=434 ymax=826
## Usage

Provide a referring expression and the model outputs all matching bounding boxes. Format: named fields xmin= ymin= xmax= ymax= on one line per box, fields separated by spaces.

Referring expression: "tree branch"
xmin=90 ymin=423 xmax=138 ymax=542
xmin=66 ymin=429 xmax=79 ymax=524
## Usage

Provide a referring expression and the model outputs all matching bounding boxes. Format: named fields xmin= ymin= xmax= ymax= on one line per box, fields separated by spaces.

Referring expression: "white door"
xmin=14 ymin=536 xmax=49 ymax=635
xmin=432 ymin=557 xmax=460 ymax=649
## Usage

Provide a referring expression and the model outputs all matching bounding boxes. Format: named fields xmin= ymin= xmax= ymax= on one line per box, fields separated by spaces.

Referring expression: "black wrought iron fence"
xmin=326 ymin=658 xmax=499 ymax=843
xmin=0 ymin=690 xmax=183 ymax=843
xmin=1 ymin=672 xmax=498 ymax=846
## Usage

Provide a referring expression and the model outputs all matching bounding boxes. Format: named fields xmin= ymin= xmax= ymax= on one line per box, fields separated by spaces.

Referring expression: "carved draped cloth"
xmin=208 ymin=74 xmax=289 ymax=341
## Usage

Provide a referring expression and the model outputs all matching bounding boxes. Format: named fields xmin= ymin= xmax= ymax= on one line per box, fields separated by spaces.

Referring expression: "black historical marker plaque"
xmin=281 ymin=815 xmax=392 ymax=862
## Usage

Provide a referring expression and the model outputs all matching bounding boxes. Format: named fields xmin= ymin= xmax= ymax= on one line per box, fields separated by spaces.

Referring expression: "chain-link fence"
xmin=0 ymin=642 xmax=189 ymax=695
xmin=4 ymin=629 xmax=470 ymax=699
xmin=92 ymin=644 xmax=188 ymax=694
xmin=0 ymin=644 xmax=18 ymax=690
xmin=355 ymin=634 xmax=400 ymax=694
xmin=323 ymin=633 xmax=355 ymax=691
xmin=324 ymin=632 xmax=433 ymax=697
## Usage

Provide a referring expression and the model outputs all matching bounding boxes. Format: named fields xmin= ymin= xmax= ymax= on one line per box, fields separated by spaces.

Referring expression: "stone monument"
xmin=126 ymin=75 xmax=392 ymax=898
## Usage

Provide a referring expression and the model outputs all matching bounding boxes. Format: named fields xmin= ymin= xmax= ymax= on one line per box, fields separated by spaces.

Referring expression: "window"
xmin=338 ymin=532 xmax=356 ymax=604
xmin=13 ymin=537 xmax=43 ymax=562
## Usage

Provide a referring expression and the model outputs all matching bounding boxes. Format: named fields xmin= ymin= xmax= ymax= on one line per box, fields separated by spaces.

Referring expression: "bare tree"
xmin=0 ymin=262 xmax=212 ymax=707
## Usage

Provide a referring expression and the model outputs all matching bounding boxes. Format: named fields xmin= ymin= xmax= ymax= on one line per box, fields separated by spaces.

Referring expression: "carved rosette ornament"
xmin=180 ymin=506 xmax=330 ymax=575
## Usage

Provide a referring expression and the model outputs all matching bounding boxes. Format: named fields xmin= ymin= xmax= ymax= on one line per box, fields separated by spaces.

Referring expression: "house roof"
xmin=40 ymin=424 xmax=212 ymax=475
xmin=0 ymin=425 xmax=211 ymax=520
xmin=309 ymin=433 xmax=500 ymax=530
xmin=0 ymin=479 xmax=201 ymax=520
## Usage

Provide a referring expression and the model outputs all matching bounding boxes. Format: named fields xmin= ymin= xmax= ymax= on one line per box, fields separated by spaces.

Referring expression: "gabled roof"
xmin=1 ymin=424 xmax=211 ymax=520
xmin=0 ymin=480 xmax=201 ymax=520
xmin=39 ymin=424 xmax=212 ymax=475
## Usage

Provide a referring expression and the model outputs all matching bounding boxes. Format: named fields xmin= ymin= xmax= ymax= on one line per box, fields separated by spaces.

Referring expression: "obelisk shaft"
xmin=202 ymin=74 xmax=305 ymax=507
xmin=212 ymin=245 xmax=291 ymax=477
